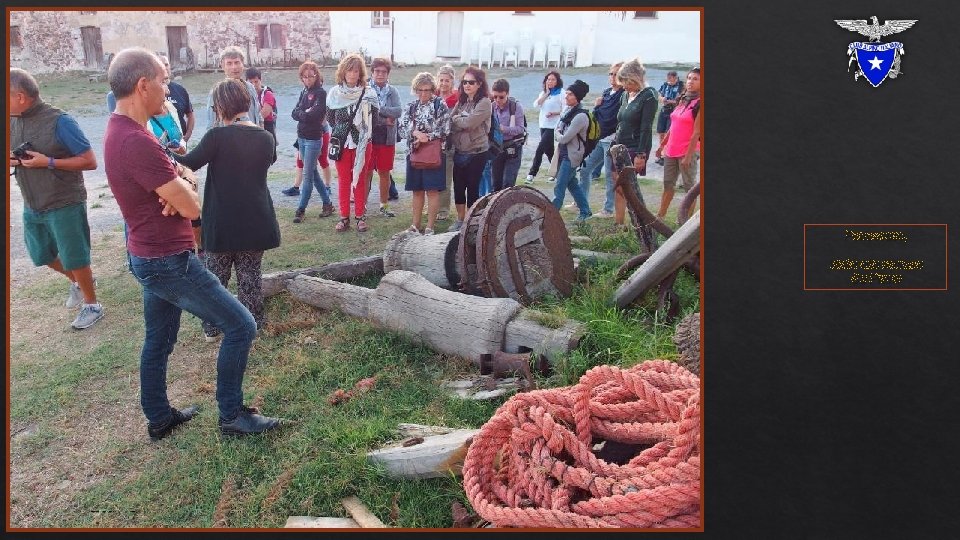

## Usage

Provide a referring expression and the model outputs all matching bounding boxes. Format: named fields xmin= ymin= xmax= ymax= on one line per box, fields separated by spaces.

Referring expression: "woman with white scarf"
xmin=326 ymin=53 xmax=380 ymax=233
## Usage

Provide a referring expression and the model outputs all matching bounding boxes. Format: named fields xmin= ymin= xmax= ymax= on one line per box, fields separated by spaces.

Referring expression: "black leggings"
xmin=527 ymin=128 xmax=555 ymax=177
xmin=453 ymin=151 xmax=488 ymax=210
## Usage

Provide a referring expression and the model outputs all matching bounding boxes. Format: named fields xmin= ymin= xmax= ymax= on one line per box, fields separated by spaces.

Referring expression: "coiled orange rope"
xmin=463 ymin=360 xmax=700 ymax=528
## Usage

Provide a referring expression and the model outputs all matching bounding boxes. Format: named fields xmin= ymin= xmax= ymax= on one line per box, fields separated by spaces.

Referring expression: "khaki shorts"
xmin=662 ymin=152 xmax=699 ymax=190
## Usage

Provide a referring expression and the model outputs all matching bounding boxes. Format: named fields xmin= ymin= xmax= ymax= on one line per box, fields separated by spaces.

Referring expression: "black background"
xmin=5 ymin=0 xmax=960 ymax=538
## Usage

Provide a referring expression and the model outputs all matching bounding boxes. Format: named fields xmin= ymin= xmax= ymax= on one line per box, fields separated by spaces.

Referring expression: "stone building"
xmin=9 ymin=10 xmax=332 ymax=74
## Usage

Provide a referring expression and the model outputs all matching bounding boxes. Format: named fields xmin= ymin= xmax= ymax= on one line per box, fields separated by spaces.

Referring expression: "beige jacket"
xmin=449 ymin=97 xmax=491 ymax=154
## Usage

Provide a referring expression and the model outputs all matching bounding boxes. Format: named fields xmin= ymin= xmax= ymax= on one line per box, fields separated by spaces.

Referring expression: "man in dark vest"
xmin=9 ymin=68 xmax=103 ymax=330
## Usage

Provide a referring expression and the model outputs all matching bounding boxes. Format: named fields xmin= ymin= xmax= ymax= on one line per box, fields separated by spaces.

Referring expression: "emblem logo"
xmin=834 ymin=16 xmax=917 ymax=87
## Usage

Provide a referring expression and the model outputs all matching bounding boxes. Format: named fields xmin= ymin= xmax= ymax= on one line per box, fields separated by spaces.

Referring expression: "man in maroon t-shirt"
xmin=105 ymin=47 xmax=282 ymax=442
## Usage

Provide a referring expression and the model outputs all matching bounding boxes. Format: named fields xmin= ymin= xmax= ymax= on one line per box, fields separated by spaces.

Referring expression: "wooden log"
xmin=367 ymin=426 xmax=479 ymax=479
xmin=288 ymin=275 xmax=372 ymax=319
xmin=369 ymin=271 xmax=522 ymax=361
xmin=288 ymin=270 xmax=582 ymax=363
xmin=568 ymin=235 xmax=592 ymax=245
xmin=382 ymin=230 xmax=460 ymax=289
xmin=285 ymin=516 xmax=360 ymax=528
xmin=262 ymin=255 xmax=384 ymax=297
xmin=503 ymin=310 xmax=585 ymax=363
xmin=341 ymin=496 xmax=387 ymax=528
xmin=678 ymin=181 xmax=700 ymax=226
xmin=614 ymin=210 xmax=701 ymax=309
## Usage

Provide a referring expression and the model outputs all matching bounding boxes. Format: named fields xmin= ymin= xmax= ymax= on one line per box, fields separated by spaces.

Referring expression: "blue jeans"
xmin=297 ymin=137 xmax=331 ymax=211
xmin=552 ymin=157 xmax=592 ymax=219
xmin=479 ymin=156 xmax=493 ymax=196
xmin=492 ymin=146 xmax=523 ymax=192
xmin=129 ymin=250 xmax=257 ymax=424
xmin=579 ymin=140 xmax=614 ymax=213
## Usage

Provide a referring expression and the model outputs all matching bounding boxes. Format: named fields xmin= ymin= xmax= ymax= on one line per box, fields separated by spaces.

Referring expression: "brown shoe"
xmin=319 ymin=203 xmax=335 ymax=218
xmin=293 ymin=209 xmax=305 ymax=223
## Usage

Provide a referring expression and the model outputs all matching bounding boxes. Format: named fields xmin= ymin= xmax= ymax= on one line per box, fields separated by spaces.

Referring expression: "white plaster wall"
xmin=591 ymin=11 xmax=701 ymax=65
xmin=328 ymin=10 xmax=437 ymax=65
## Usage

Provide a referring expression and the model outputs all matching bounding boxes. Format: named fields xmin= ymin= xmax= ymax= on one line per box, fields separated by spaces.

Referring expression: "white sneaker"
xmin=594 ymin=210 xmax=613 ymax=218
xmin=524 ymin=174 xmax=535 ymax=185
xmin=71 ymin=303 xmax=104 ymax=329
xmin=565 ymin=202 xmax=577 ymax=209
xmin=423 ymin=228 xmax=435 ymax=235
xmin=65 ymin=278 xmax=97 ymax=309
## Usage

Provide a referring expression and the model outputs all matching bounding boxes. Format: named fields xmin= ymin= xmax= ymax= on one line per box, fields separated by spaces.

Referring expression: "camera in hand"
xmin=12 ymin=141 xmax=34 ymax=160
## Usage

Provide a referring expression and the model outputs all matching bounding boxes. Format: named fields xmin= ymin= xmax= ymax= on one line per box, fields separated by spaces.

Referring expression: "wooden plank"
xmin=341 ymin=496 xmax=387 ymax=528
xmin=570 ymin=249 xmax=625 ymax=261
xmin=367 ymin=427 xmax=479 ymax=479
xmin=614 ymin=210 xmax=700 ymax=309
xmin=285 ymin=516 xmax=360 ymax=528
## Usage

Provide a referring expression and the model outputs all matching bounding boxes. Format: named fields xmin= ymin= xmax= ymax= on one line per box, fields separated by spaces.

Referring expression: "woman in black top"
xmin=175 ymin=78 xmax=279 ymax=334
xmin=292 ymin=61 xmax=335 ymax=223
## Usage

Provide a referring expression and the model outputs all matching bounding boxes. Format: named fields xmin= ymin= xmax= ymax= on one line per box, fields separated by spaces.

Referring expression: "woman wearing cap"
xmin=448 ymin=66 xmax=492 ymax=232
xmin=550 ymin=80 xmax=593 ymax=221
xmin=613 ymin=58 xmax=659 ymax=228
xmin=655 ymin=68 xmax=701 ymax=220
xmin=525 ymin=70 xmax=564 ymax=184
xmin=399 ymin=72 xmax=451 ymax=235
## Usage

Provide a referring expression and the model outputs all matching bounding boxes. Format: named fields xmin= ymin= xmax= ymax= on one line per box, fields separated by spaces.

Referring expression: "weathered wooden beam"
xmin=284 ymin=516 xmax=360 ymax=528
xmin=341 ymin=496 xmax=387 ymax=528
xmin=261 ymin=255 xmax=384 ymax=297
xmin=288 ymin=271 xmax=583 ymax=363
xmin=503 ymin=310 xmax=585 ymax=363
xmin=367 ymin=425 xmax=479 ymax=479
xmin=614 ymin=210 xmax=701 ymax=309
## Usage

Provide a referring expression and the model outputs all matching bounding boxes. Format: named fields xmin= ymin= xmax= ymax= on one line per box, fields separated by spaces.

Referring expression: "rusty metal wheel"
xmin=469 ymin=186 xmax=575 ymax=305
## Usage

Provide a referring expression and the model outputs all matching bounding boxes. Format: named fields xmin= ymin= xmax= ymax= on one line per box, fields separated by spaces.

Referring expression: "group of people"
xmin=528 ymin=62 xmax=702 ymax=226
xmin=9 ymin=45 xmax=701 ymax=444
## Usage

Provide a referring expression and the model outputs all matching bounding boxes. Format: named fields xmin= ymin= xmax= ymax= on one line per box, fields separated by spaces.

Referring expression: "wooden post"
xmin=614 ymin=211 xmax=700 ymax=309
xmin=382 ymin=230 xmax=460 ymax=289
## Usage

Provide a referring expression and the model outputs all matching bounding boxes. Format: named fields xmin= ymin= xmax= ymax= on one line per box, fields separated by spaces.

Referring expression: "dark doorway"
xmin=80 ymin=26 xmax=104 ymax=69
xmin=166 ymin=26 xmax=189 ymax=69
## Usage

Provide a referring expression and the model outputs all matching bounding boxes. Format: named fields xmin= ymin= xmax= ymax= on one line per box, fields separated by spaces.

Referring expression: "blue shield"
xmin=854 ymin=44 xmax=897 ymax=87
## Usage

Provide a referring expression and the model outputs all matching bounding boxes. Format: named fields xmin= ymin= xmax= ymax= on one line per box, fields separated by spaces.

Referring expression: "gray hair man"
xmin=104 ymin=47 xmax=282 ymax=441
xmin=206 ymin=45 xmax=261 ymax=129
xmin=9 ymin=67 xmax=103 ymax=329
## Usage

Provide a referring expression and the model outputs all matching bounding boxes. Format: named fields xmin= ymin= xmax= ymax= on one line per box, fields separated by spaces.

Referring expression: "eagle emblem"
xmin=834 ymin=16 xmax=917 ymax=87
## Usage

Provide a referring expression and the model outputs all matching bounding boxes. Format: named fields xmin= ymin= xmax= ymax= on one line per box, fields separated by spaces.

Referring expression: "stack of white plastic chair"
xmin=547 ymin=35 xmax=562 ymax=68
xmin=492 ymin=37 xmax=505 ymax=67
xmin=563 ymin=46 xmax=576 ymax=67
xmin=468 ymin=29 xmax=482 ymax=65
xmin=518 ymin=28 xmax=533 ymax=67
xmin=532 ymin=40 xmax=547 ymax=68
xmin=478 ymin=32 xmax=494 ymax=69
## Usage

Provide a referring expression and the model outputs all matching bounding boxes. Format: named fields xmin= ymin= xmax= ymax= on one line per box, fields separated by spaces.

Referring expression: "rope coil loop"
xmin=463 ymin=360 xmax=700 ymax=528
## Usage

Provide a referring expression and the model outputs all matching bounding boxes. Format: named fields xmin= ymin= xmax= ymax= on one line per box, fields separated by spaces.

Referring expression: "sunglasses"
xmin=461 ymin=79 xmax=478 ymax=86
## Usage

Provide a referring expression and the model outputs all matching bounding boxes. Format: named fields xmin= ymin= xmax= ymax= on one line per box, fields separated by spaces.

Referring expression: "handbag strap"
xmin=349 ymin=86 xmax=367 ymax=124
